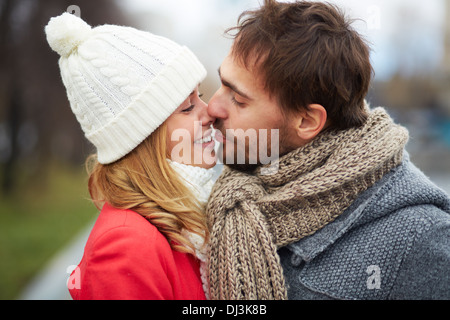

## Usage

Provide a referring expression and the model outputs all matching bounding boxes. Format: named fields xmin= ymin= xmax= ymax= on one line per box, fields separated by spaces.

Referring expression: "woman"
xmin=45 ymin=13 xmax=217 ymax=300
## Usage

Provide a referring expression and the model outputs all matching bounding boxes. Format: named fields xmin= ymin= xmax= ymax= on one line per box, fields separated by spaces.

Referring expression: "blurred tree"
xmin=0 ymin=0 xmax=130 ymax=194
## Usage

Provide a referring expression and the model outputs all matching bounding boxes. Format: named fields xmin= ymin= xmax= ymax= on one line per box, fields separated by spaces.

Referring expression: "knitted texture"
xmin=169 ymin=160 xmax=216 ymax=204
xmin=206 ymin=107 xmax=409 ymax=300
xmin=45 ymin=13 xmax=206 ymax=164
xmin=280 ymin=157 xmax=450 ymax=299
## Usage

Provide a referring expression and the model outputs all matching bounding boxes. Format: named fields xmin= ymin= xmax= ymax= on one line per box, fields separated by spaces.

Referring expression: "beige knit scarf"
xmin=206 ymin=107 xmax=409 ymax=300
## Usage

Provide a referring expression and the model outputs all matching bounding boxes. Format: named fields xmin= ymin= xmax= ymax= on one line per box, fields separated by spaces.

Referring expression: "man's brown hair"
xmin=227 ymin=0 xmax=373 ymax=130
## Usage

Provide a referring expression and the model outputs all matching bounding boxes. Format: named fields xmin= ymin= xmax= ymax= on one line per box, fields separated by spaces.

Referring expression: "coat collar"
xmin=284 ymin=156 xmax=407 ymax=262
xmin=284 ymin=151 xmax=450 ymax=261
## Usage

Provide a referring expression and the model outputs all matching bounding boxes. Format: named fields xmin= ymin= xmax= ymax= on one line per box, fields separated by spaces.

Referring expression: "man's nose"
xmin=198 ymin=98 xmax=215 ymax=126
xmin=207 ymin=89 xmax=228 ymax=120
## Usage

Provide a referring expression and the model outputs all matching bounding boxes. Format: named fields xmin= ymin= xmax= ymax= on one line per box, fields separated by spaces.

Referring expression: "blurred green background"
xmin=0 ymin=160 xmax=95 ymax=299
xmin=1 ymin=0 xmax=450 ymax=300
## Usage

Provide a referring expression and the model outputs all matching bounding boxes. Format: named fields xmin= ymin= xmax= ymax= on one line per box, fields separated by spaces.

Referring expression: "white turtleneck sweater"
xmin=169 ymin=160 xmax=216 ymax=205
xmin=168 ymin=160 xmax=220 ymax=299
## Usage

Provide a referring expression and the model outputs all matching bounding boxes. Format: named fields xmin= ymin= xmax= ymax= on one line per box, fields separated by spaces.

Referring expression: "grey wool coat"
xmin=278 ymin=154 xmax=450 ymax=300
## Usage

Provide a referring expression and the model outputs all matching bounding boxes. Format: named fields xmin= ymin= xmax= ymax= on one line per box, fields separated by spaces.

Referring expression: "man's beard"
xmin=214 ymin=121 xmax=294 ymax=173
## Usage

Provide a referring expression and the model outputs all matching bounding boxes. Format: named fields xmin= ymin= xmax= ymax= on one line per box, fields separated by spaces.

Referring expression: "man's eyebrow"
xmin=218 ymin=67 xmax=252 ymax=101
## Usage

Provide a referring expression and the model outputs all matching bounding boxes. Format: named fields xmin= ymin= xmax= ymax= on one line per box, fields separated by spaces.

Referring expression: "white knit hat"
xmin=45 ymin=13 xmax=207 ymax=164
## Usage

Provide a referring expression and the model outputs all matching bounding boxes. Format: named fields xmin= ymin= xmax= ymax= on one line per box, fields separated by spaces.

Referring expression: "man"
xmin=206 ymin=0 xmax=450 ymax=300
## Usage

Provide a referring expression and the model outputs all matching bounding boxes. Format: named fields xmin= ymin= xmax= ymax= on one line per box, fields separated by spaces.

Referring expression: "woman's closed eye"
xmin=182 ymin=104 xmax=195 ymax=113
xmin=181 ymin=90 xmax=204 ymax=113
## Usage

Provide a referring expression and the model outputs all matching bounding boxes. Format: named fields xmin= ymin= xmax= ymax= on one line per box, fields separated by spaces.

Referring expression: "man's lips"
xmin=213 ymin=128 xmax=226 ymax=144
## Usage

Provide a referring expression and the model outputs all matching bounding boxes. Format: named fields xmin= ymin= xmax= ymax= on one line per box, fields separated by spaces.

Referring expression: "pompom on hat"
xmin=45 ymin=13 xmax=207 ymax=164
xmin=46 ymin=12 xmax=92 ymax=58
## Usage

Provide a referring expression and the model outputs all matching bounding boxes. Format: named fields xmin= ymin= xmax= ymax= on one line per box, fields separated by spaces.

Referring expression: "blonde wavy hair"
xmin=86 ymin=122 xmax=208 ymax=254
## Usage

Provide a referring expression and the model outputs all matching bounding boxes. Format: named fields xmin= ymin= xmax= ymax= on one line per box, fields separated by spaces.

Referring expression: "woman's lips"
xmin=194 ymin=129 xmax=215 ymax=148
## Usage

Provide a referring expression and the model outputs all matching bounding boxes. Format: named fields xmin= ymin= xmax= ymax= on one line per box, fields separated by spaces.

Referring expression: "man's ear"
xmin=295 ymin=104 xmax=328 ymax=141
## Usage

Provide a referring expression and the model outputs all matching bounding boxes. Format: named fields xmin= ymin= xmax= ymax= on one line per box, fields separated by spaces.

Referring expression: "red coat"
xmin=68 ymin=203 xmax=206 ymax=300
